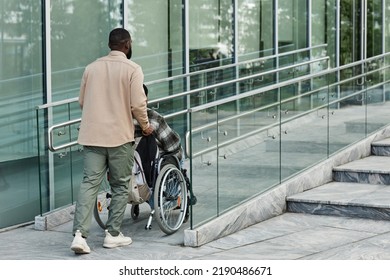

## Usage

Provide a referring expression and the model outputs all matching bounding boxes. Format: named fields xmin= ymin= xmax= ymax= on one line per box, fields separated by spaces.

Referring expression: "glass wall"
xmin=278 ymin=0 xmax=308 ymax=110
xmin=278 ymin=0 xmax=307 ymax=53
xmin=237 ymin=0 xmax=274 ymax=61
xmin=387 ymin=1 xmax=390 ymax=53
xmin=366 ymin=0 xmax=383 ymax=58
xmin=128 ymin=0 xmax=184 ymax=84
xmin=0 ymin=0 xmax=43 ymax=228
xmin=127 ymin=0 xmax=186 ymax=139
xmin=1 ymin=0 xmax=390 ymax=230
xmin=338 ymin=0 xmax=385 ymax=60
xmin=189 ymin=51 xmax=390 ymax=227
xmin=188 ymin=0 xmax=235 ymax=107
xmin=340 ymin=0 xmax=362 ymax=65
xmin=39 ymin=0 xmax=123 ymax=214
xmin=386 ymin=1 xmax=390 ymax=101
xmin=51 ymin=0 xmax=121 ymax=102
xmin=237 ymin=0 xmax=275 ymax=100
xmin=312 ymin=0 xmax=337 ymax=67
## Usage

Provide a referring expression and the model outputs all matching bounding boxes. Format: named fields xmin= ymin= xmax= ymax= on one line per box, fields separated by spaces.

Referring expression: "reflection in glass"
xmin=0 ymin=0 xmax=43 ymax=228
xmin=189 ymin=0 xmax=235 ymax=107
xmin=278 ymin=0 xmax=307 ymax=53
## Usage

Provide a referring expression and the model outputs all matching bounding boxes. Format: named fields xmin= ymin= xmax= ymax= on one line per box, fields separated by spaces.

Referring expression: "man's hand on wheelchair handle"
xmin=142 ymin=125 xmax=154 ymax=136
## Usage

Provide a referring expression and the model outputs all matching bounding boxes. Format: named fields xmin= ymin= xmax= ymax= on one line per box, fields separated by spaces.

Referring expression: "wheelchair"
xmin=93 ymin=135 xmax=191 ymax=235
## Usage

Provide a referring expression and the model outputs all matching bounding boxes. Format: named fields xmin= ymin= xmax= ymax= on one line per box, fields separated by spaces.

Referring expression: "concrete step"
xmin=286 ymin=181 xmax=390 ymax=221
xmin=371 ymin=138 xmax=390 ymax=156
xmin=332 ymin=156 xmax=390 ymax=185
xmin=286 ymin=137 xmax=390 ymax=221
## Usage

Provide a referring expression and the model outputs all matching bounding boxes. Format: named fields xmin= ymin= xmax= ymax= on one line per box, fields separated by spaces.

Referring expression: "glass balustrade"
xmin=35 ymin=52 xmax=390 ymax=231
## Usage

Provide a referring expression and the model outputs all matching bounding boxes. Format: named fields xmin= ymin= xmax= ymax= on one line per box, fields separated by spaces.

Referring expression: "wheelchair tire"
xmin=153 ymin=164 xmax=188 ymax=235
xmin=131 ymin=204 xmax=140 ymax=220
xmin=93 ymin=176 xmax=111 ymax=229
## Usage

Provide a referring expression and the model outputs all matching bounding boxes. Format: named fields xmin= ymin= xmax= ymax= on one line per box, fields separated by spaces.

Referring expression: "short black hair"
xmin=109 ymin=28 xmax=131 ymax=46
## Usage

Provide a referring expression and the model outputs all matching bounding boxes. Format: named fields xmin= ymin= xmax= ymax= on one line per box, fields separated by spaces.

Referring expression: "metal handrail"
xmin=45 ymin=56 xmax=329 ymax=152
xmin=37 ymin=45 xmax=385 ymax=111
xmin=186 ymin=77 xmax=389 ymax=158
xmin=148 ymin=56 xmax=330 ymax=106
xmin=188 ymin=52 xmax=390 ymax=113
xmin=184 ymin=53 xmax=390 ymax=157
xmin=48 ymin=118 xmax=81 ymax=152
xmin=44 ymin=51 xmax=390 ymax=153
xmin=146 ymin=44 xmax=328 ymax=86
xmin=37 ymin=97 xmax=79 ymax=110
xmin=36 ymin=44 xmax=328 ymax=110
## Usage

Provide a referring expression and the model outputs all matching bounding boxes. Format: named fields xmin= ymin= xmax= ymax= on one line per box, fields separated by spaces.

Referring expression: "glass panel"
xmin=312 ymin=0 xmax=337 ymax=67
xmin=48 ymin=102 xmax=82 ymax=209
xmin=49 ymin=144 xmax=83 ymax=208
xmin=279 ymin=51 xmax=321 ymax=82
xmin=238 ymin=57 xmax=277 ymax=93
xmin=328 ymin=96 xmax=367 ymax=156
xmin=366 ymin=56 xmax=389 ymax=133
xmin=386 ymin=1 xmax=390 ymax=53
xmin=386 ymin=2 xmax=390 ymax=103
xmin=278 ymin=0 xmax=310 ymax=90
xmin=46 ymin=0 xmax=120 ymax=212
xmin=236 ymin=0 xmax=275 ymax=94
xmin=366 ymin=0 xmax=383 ymax=58
xmin=51 ymin=0 xmax=121 ymax=102
xmin=189 ymin=0 xmax=235 ymax=107
xmin=189 ymin=87 xmax=283 ymax=227
xmin=366 ymin=56 xmax=385 ymax=98
xmin=50 ymin=104 xmax=80 ymax=150
xmin=278 ymin=0 xmax=308 ymax=53
xmin=327 ymin=0 xmax=338 ymax=67
xmin=366 ymin=83 xmax=389 ymax=134
xmin=189 ymin=108 xmax=218 ymax=227
xmin=128 ymin=0 xmax=184 ymax=83
xmin=238 ymin=89 xmax=279 ymax=130
xmin=189 ymin=69 xmax=235 ymax=107
xmin=268 ymin=53 xmax=330 ymax=109
xmin=53 ymin=147 xmax=73 ymax=206
xmin=217 ymin=94 xmax=280 ymax=213
xmin=0 ymin=1 xmax=43 ymax=228
xmin=279 ymin=84 xmax=329 ymax=180
xmin=340 ymin=0 xmax=362 ymax=65
xmin=339 ymin=64 xmax=365 ymax=102
xmin=36 ymin=101 xmax=81 ymax=213
xmin=312 ymin=1 xmax=326 ymax=47
xmin=237 ymin=0 xmax=274 ymax=61
xmin=311 ymin=75 xmax=330 ymax=108
xmin=128 ymin=0 xmax=185 ymax=133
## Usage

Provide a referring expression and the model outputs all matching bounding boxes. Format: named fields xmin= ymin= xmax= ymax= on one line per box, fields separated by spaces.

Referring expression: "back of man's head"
xmin=108 ymin=28 xmax=131 ymax=49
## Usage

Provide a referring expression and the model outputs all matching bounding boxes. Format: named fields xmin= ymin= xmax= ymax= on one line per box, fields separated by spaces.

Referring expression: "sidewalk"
xmin=2 ymin=209 xmax=390 ymax=260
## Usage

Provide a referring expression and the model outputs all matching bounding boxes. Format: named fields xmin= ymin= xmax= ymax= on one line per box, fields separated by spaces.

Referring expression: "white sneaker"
xmin=103 ymin=230 xmax=132 ymax=248
xmin=70 ymin=230 xmax=91 ymax=254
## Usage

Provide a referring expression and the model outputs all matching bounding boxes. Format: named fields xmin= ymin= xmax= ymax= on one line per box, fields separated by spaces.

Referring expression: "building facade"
xmin=1 ymin=0 xmax=389 ymax=230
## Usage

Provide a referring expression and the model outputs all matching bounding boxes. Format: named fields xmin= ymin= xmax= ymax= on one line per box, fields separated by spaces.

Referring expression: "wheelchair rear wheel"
xmin=131 ymin=204 xmax=140 ymax=220
xmin=93 ymin=175 xmax=111 ymax=229
xmin=153 ymin=164 xmax=188 ymax=235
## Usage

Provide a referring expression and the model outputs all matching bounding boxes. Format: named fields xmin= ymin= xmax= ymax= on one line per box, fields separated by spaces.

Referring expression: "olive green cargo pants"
xmin=72 ymin=142 xmax=134 ymax=238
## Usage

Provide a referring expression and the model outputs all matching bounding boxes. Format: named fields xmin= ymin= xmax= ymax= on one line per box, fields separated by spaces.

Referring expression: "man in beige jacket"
xmin=71 ymin=28 xmax=153 ymax=254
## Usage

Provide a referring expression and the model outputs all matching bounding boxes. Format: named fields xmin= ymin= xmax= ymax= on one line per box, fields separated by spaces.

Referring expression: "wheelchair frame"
xmin=93 ymin=151 xmax=190 ymax=235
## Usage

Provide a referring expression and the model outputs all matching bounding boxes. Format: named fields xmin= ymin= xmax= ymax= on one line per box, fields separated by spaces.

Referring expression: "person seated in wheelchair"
xmin=133 ymin=84 xmax=197 ymax=205
xmin=134 ymin=85 xmax=185 ymax=158
xmin=134 ymin=105 xmax=183 ymax=165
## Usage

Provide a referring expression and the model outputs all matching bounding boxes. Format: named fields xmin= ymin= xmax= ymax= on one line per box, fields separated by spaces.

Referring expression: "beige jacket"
xmin=78 ymin=51 xmax=150 ymax=147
